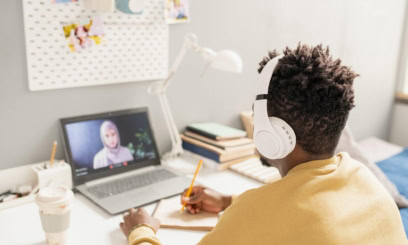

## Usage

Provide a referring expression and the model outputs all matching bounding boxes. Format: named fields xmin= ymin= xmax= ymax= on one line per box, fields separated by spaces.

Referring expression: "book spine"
xmin=185 ymin=150 xmax=221 ymax=170
xmin=186 ymin=126 xmax=218 ymax=140
xmin=182 ymin=141 xmax=221 ymax=162
xmin=184 ymin=131 xmax=227 ymax=149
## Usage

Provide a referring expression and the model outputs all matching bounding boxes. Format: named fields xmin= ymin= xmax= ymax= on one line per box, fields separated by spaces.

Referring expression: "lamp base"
xmin=161 ymin=151 xmax=202 ymax=174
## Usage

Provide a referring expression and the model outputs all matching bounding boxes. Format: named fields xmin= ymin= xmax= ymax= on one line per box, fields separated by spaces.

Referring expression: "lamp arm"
xmin=161 ymin=34 xmax=201 ymax=92
xmin=147 ymin=33 xmax=207 ymax=160
xmin=157 ymin=93 xmax=179 ymax=153
xmin=161 ymin=93 xmax=184 ymax=157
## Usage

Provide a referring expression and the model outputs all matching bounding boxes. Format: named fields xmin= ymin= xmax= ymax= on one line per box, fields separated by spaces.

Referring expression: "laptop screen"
xmin=60 ymin=108 xmax=160 ymax=186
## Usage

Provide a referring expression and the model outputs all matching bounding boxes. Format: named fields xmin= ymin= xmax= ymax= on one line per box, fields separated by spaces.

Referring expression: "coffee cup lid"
xmin=36 ymin=186 xmax=73 ymax=208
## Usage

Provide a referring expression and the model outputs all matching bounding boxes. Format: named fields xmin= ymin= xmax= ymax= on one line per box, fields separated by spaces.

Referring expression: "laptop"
xmin=60 ymin=108 xmax=192 ymax=214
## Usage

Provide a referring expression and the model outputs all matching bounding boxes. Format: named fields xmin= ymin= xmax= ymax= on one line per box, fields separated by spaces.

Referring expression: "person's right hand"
xmin=180 ymin=186 xmax=232 ymax=214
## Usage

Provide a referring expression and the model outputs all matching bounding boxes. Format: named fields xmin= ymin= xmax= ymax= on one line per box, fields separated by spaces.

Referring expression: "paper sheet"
xmin=153 ymin=196 xmax=218 ymax=231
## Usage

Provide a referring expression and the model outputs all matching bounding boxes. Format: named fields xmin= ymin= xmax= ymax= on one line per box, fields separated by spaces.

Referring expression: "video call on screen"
xmin=65 ymin=112 xmax=157 ymax=177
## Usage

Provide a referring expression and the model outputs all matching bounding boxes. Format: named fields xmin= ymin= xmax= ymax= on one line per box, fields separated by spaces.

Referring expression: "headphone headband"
xmin=255 ymin=55 xmax=283 ymax=96
xmin=255 ymin=94 xmax=268 ymax=100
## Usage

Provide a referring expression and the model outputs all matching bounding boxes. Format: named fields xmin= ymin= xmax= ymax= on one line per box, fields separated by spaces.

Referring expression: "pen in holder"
xmin=32 ymin=161 xmax=73 ymax=190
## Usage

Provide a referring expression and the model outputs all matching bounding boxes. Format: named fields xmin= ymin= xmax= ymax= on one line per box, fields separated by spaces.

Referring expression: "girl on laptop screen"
xmin=93 ymin=120 xmax=134 ymax=169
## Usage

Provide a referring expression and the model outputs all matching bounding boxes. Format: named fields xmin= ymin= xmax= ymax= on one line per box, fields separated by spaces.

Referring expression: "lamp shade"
xmin=210 ymin=50 xmax=243 ymax=73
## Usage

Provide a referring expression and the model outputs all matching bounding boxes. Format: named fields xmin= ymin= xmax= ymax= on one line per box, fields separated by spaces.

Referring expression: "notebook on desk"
xmin=152 ymin=195 xmax=218 ymax=231
xmin=186 ymin=123 xmax=247 ymax=141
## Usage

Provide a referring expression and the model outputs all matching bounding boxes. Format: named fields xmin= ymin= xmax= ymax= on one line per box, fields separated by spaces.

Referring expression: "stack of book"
xmin=181 ymin=122 xmax=256 ymax=170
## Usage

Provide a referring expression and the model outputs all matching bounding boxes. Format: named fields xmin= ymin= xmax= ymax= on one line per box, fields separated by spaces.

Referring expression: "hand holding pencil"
xmin=181 ymin=186 xmax=233 ymax=214
xmin=180 ymin=159 xmax=203 ymax=212
xmin=181 ymin=160 xmax=233 ymax=214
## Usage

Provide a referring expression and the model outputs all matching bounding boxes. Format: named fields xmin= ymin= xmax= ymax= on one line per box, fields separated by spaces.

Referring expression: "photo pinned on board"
xmin=52 ymin=0 xmax=78 ymax=3
xmin=62 ymin=16 xmax=105 ymax=53
xmin=164 ymin=0 xmax=190 ymax=24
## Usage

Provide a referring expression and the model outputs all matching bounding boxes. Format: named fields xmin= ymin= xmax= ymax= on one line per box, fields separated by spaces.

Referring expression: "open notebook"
xmin=152 ymin=196 xmax=218 ymax=231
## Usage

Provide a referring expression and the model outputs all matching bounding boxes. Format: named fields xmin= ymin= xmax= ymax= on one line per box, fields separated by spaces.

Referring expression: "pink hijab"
xmin=93 ymin=120 xmax=134 ymax=169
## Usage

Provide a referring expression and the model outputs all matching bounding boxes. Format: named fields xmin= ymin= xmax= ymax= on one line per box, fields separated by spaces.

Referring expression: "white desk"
xmin=0 ymin=167 xmax=261 ymax=245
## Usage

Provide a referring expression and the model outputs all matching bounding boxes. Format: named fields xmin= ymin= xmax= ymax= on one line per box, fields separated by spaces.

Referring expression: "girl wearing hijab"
xmin=93 ymin=120 xmax=134 ymax=169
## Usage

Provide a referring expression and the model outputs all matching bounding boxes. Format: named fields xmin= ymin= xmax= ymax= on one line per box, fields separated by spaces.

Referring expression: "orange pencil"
xmin=181 ymin=159 xmax=203 ymax=212
xmin=50 ymin=141 xmax=57 ymax=167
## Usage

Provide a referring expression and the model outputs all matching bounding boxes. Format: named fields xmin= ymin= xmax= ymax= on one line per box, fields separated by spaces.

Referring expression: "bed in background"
xmin=358 ymin=137 xmax=408 ymax=237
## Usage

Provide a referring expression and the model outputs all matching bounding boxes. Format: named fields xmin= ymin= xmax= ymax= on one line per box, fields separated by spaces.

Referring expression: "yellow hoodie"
xmin=129 ymin=152 xmax=407 ymax=245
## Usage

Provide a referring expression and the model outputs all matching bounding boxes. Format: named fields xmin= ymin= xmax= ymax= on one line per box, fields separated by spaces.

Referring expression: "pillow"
xmin=336 ymin=126 xmax=408 ymax=208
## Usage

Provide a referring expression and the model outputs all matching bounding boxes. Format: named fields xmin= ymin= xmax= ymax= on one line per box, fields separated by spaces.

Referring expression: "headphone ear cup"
xmin=254 ymin=130 xmax=281 ymax=159
xmin=253 ymin=100 xmax=296 ymax=159
xmin=268 ymin=117 xmax=296 ymax=158
xmin=253 ymin=100 xmax=284 ymax=159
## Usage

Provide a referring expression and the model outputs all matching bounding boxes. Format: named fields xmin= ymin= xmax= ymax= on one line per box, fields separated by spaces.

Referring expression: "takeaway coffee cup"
xmin=35 ymin=186 xmax=74 ymax=245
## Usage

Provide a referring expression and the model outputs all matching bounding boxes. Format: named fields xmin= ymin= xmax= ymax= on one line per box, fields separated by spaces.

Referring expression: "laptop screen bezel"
xmin=60 ymin=107 xmax=161 ymax=187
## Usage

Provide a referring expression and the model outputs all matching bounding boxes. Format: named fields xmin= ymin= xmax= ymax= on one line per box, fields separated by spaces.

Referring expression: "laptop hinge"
xmin=85 ymin=166 xmax=157 ymax=187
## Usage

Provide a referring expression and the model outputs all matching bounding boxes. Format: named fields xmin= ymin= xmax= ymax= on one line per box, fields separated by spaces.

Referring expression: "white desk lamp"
xmin=148 ymin=33 xmax=243 ymax=164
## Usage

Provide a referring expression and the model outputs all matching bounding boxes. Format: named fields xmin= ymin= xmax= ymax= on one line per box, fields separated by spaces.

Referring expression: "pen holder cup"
xmin=32 ymin=162 xmax=73 ymax=190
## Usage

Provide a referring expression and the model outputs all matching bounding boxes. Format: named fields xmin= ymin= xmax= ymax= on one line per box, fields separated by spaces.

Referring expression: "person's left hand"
xmin=120 ymin=208 xmax=160 ymax=238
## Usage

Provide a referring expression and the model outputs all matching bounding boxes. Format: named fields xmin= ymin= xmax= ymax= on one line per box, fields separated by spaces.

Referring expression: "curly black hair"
xmin=258 ymin=44 xmax=358 ymax=155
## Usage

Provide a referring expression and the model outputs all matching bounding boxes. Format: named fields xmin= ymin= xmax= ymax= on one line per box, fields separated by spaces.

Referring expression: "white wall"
xmin=340 ymin=1 xmax=406 ymax=139
xmin=0 ymin=0 xmax=406 ymax=169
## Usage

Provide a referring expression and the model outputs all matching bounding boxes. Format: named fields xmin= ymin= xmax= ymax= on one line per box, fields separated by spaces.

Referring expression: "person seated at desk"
xmin=120 ymin=44 xmax=408 ymax=244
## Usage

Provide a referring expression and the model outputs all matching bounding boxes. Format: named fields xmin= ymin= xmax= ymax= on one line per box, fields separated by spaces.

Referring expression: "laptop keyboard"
xmin=87 ymin=169 xmax=177 ymax=199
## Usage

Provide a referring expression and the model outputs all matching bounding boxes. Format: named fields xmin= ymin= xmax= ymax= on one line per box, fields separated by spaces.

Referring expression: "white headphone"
xmin=253 ymin=55 xmax=296 ymax=159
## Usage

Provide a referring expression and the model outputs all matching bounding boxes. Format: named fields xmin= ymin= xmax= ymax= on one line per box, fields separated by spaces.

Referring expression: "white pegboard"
xmin=22 ymin=0 xmax=168 ymax=91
